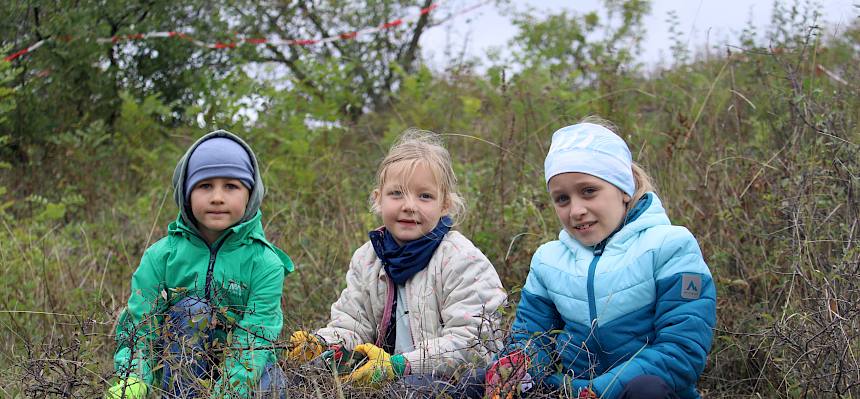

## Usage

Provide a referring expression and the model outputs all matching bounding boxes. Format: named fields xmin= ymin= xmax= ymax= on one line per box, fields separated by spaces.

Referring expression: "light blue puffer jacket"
xmin=508 ymin=193 xmax=716 ymax=398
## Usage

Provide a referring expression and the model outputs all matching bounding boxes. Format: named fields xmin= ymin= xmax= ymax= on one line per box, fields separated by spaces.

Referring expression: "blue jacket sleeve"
xmin=569 ymin=229 xmax=717 ymax=398
xmin=506 ymin=248 xmax=565 ymax=384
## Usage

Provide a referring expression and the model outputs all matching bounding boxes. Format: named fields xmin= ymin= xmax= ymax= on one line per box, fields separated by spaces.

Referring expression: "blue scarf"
xmin=369 ymin=216 xmax=453 ymax=285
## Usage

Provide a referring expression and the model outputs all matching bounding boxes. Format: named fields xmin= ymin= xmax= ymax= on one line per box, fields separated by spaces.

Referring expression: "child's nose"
xmin=570 ymin=203 xmax=587 ymax=218
xmin=211 ymin=188 xmax=225 ymax=203
xmin=402 ymin=196 xmax=416 ymax=212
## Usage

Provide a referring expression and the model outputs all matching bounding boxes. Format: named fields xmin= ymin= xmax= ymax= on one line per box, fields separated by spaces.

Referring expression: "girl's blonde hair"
xmin=578 ymin=115 xmax=656 ymax=212
xmin=370 ymin=129 xmax=466 ymax=223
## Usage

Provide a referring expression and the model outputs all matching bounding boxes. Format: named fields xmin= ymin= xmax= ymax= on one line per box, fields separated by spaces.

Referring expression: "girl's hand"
xmin=343 ymin=343 xmax=408 ymax=386
xmin=578 ymin=387 xmax=598 ymax=398
xmin=288 ymin=330 xmax=325 ymax=362
xmin=484 ymin=350 xmax=532 ymax=399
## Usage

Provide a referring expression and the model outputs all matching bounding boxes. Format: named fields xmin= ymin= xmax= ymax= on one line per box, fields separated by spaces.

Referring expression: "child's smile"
xmin=573 ymin=221 xmax=597 ymax=231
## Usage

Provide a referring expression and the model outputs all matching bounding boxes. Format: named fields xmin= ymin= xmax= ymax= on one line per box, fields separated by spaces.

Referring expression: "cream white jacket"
xmin=316 ymin=230 xmax=507 ymax=376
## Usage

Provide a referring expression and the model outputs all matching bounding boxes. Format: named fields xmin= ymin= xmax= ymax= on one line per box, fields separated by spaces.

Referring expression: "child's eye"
xmin=225 ymin=183 xmax=240 ymax=190
xmin=196 ymin=183 xmax=212 ymax=190
xmin=389 ymin=190 xmax=403 ymax=197
xmin=419 ymin=193 xmax=434 ymax=200
xmin=553 ymin=194 xmax=569 ymax=205
xmin=582 ymin=187 xmax=598 ymax=196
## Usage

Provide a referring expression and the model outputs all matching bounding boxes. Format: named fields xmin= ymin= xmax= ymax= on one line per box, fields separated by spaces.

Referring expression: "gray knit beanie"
xmin=184 ymin=137 xmax=254 ymax=198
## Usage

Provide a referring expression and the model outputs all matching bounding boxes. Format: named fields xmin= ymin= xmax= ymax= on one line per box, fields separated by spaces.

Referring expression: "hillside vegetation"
xmin=1 ymin=1 xmax=858 ymax=397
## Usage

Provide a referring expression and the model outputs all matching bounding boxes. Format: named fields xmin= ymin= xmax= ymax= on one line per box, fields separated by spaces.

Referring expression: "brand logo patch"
xmin=681 ymin=274 xmax=701 ymax=299
xmin=226 ymin=280 xmax=246 ymax=297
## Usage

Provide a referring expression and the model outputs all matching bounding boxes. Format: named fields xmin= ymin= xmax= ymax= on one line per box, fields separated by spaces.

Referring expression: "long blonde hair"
xmin=578 ymin=115 xmax=656 ymax=212
xmin=370 ymin=129 xmax=466 ymax=223
xmin=630 ymin=163 xmax=655 ymax=211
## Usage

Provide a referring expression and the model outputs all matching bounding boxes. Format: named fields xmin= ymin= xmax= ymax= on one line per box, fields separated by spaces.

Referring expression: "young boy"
xmin=108 ymin=131 xmax=293 ymax=398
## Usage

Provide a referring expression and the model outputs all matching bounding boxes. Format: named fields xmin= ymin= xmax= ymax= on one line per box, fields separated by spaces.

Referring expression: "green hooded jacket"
xmin=113 ymin=130 xmax=293 ymax=397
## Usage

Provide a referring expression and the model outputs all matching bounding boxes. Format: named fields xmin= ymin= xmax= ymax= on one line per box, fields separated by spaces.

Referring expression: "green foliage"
xmin=0 ymin=55 xmax=17 ymax=127
xmin=0 ymin=0 xmax=244 ymax=170
xmin=508 ymin=0 xmax=650 ymax=84
xmin=0 ymin=59 xmax=15 ymax=217
xmin=229 ymin=0 xmax=441 ymax=122
xmin=665 ymin=10 xmax=690 ymax=65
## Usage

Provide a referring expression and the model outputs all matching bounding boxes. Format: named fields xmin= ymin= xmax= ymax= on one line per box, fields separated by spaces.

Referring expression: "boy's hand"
xmin=288 ymin=330 xmax=324 ymax=362
xmin=105 ymin=377 xmax=147 ymax=399
xmin=484 ymin=350 xmax=532 ymax=399
xmin=343 ymin=343 xmax=408 ymax=386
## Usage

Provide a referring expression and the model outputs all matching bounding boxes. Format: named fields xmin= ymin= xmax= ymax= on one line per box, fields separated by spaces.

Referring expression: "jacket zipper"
xmin=203 ymin=232 xmax=230 ymax=302
xmin=587 ymin=244 xmax=608 ymax=369
xmin=586 ymin=247 xmax=603 ymax=324
xmin=204 ymin=252 xmax=217 ymax=301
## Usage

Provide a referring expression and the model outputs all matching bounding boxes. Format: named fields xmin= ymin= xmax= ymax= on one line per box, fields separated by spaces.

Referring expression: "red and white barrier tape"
xmin=4 ymin=40 xmax=46 ymax=62
xmin=4 ymin=0 xmax=489 ymax=62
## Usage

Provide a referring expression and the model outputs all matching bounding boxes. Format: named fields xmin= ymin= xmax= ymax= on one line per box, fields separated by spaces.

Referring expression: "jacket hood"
xmin=172 ymin=130 xmax=265 ymax=237
xmin=559 ymin=192 xmax=670 ymax=253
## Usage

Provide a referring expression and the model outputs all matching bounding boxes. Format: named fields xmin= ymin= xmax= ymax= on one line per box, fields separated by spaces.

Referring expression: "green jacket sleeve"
xmin=214 ymin=259 xmax=285 ymax=397
xmin=113 ymin=243 xmax=168 ymax=385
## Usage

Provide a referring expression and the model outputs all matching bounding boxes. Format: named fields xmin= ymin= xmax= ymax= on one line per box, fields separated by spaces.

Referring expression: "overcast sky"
xmin=420 ymin=0 xmax=859 ymax=70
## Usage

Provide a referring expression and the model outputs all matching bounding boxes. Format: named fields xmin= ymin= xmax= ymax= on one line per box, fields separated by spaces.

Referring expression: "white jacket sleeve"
xmin=316 ymin=243 xmax=381 ymax=349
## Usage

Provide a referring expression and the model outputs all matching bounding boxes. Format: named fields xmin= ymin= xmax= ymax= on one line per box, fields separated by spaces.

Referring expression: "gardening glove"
xmin=484 ymin=350 xmax=532 ymax=399
xmin=288 ymin=330 xmax=325 ymax=362
xmin=343 ymin=343 xmax=408 ymax=386
xmin=105 ymin=377 xmax=147 ymax=399
xmin=310 ymin=344 xmax=368 ymax=375
xmin=562 ymin=374 xmax=599 ymax=398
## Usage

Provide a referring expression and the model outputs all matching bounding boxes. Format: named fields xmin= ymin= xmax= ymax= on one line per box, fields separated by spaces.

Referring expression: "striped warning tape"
xmin=4 ymin=0 xmax=489 ymax=62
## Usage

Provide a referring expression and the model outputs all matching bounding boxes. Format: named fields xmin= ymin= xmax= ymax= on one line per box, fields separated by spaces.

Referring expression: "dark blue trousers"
xmin=160 ymin=296 xmax=287 ymax=398
xmin=390 ymin=369 xmax=486 ymax=399
xmin=618 ymin=375 xmax=679 ymax=399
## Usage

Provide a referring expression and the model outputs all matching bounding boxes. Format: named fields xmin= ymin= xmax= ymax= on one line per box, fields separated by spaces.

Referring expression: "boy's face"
xmin=548 ymin=172 xmax=630 ymax=247
xmin=374 ymin=161 xmax=449 ymax=246
xmin=190 ymin=177 xmax=250 ymax=244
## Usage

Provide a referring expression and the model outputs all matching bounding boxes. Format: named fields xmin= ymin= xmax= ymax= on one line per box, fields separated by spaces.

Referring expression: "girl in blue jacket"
xmin=486 ymin=118 xmax=716 ymax=399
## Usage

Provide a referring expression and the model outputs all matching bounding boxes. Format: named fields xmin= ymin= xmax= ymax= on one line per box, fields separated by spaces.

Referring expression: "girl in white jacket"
xmin=289 ymin=129 xmax=506 ymax=396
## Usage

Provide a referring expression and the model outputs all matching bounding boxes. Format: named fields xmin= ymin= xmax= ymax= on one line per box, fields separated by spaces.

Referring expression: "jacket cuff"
xmin=391 ymin=354 xmax=409 ymax=376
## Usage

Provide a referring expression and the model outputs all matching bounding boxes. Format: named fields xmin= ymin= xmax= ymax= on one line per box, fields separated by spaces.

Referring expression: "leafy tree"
xmin=0 ymin=0 xmax=239 ymax=163
xmin=507 ymin=0 xmax=650 ymax=84
xmin=227 ymin=0 xmax=443 ymax=122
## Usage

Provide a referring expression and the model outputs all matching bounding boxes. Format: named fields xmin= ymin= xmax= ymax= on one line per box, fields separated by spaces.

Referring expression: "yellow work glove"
xmin=105 ymin=377 xmax=147 ymax=399
xmin=343 ymin=343 xmax=408 ymax=387
xmin=288 ymin=330 xmax=325 ymax=362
